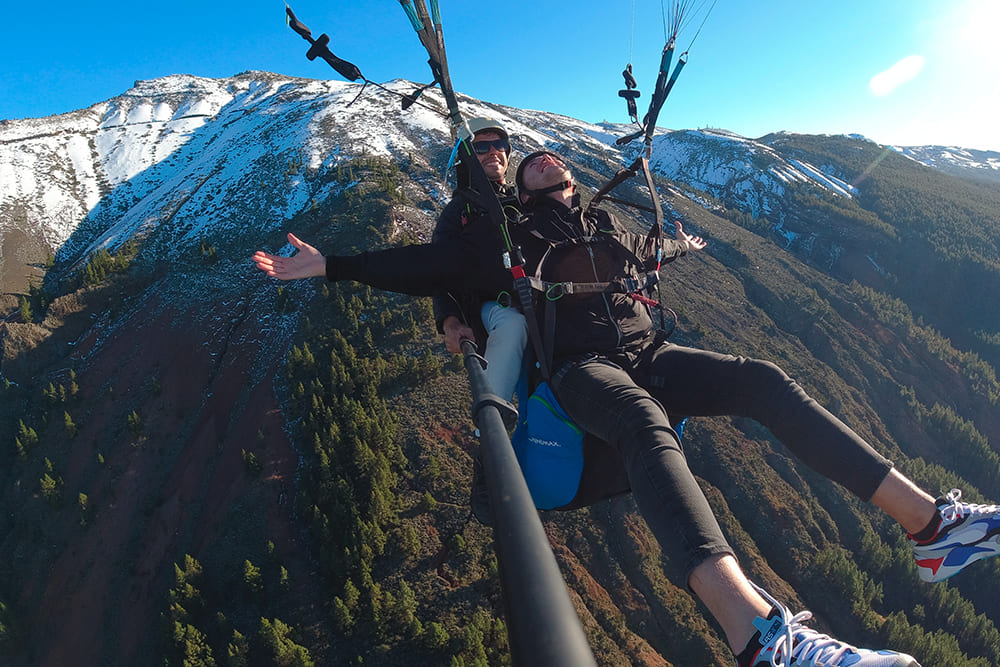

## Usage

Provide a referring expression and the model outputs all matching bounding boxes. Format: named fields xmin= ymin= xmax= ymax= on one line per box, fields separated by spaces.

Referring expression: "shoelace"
xmin=775 ymin=617 xmax=859 ymax=665
xmin=751 ymin=582 xmax=861 ymax=667
xmin=940 ymin=488 xmax=1000 ymax=522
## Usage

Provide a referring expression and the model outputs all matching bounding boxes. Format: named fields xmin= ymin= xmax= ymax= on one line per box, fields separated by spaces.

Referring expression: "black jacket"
xmin=431 ymin=181 xmax=519 ymax=348
xmin=327 ymin=194 xmax=690 ymax=362
xmin=514 ymin=195 xmax=688 ymax=359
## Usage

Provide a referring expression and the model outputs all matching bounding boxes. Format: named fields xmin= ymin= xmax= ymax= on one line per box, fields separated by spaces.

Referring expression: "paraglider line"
xmin=683 ymin=0 xmax=718 ymax=51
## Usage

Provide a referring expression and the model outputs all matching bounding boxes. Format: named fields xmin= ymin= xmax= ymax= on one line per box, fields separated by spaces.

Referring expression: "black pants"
xmin=549 ymin=341 xmax=894 ymax=583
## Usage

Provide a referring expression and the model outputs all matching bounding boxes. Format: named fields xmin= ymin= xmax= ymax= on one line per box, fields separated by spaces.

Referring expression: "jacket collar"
xmin=521 ymin=193 xmax=591 ymax=238
xmin=531 ymin=192 xmax=582 ymax=214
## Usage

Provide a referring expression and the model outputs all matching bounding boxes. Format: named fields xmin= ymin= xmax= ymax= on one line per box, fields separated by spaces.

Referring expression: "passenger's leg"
xmin=551 ymin=356 xmax=732 ymax=580
xmin=480 ymin=301 xmax=527 ymax=400
xmin=642 ymin=342 xmax=999 ymax=585
xmin=552 ymin=356 xmax=918 ymax=665
xmin=639 ymin=343 xmax=893 ymax=500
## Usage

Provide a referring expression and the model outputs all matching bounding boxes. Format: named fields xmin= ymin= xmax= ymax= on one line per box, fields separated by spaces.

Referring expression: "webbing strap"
xmin=586 ymin=157 xmax=642 ymax=213
xmin=640 ymin=38 xmax=675 ymax=154
xmin=636 ymin=157 xmax=668 ymax=331
xmin=543 ymin=298 xmax=557 ymax=381
xmin=586 ymin=155 xmax=663 ymax=259
xmin=638 ymin=156 xmax=664 ymax=252
xmin=525 ymin=271 xmax=659 ymax=300
xmin=398 ymin=1 xmax=423 ymax=30
xmin=516 ymin=272 xmax=551 ymax=380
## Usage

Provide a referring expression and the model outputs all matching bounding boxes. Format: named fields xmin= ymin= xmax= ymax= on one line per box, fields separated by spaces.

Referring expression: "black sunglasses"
xmin=471 ymin=138 xmax=510 ymax=155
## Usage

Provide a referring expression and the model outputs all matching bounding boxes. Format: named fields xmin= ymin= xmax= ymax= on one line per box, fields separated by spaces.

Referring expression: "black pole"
xmin=461 ymin=340 xmax=597 ymax=667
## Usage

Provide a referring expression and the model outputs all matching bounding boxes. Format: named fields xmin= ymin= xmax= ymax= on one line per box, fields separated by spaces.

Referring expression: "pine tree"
xmin=422 ymin=621 xmax=450 ymax=650
xmin=241 ymin=449 xmax=262 ymax=476
xmin=127 ymin=410 xmax=142 ymax=445
xmin=0 ymin=598 xmax=13 ymax=645
xmin=227 ymin=629 xmax=249 ymax=667
xmin=18 ymin=296 xmax=32 ymax=323
xmin=393 ymin=580 xmax=418 ymax=630
xmin=40 ymin=474 xmax=60 ymax=504
xmin=243 ymin=560 xmax=263 ymax=596
xmin=332 ymin=596 xmax=355 ymax=634
xmin=18 ymin=420 xmax=38 ymax=449
xmin=399 ymin=523 xmax=421 ymax=559
xmin=258 ymin=617 xmax=314 ymax=667
xmin=64 ymin=411 xmax=78 ymax=438
xmin=173 ymin=622 xmax=217 ymax=666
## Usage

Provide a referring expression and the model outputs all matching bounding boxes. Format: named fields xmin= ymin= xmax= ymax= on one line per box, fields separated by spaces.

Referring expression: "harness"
xmin=517 ymin=206 xmax=667 ymax=379
xmin=588 ymin=154 xmax=679 ymax=336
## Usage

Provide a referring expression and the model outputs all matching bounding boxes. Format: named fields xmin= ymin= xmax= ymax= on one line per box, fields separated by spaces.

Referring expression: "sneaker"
xmin=910 ymin=488 xmax=1000 ymax=583
xmin=743 ymin=583 xmax=920 ymax=667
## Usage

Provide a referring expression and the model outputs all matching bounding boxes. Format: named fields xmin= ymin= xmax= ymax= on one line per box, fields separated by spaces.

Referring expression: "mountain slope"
xmin=2 ymin=73 xmax=999 ymax=666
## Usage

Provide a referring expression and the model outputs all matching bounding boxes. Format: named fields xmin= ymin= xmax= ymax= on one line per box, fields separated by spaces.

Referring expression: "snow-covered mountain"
xmin=895 ymin=144 xmax=1000 ymax=183
xmin=0 ymin=72 xmax=614 ymax=265
xmin=643 ymin=128 xmax=860 ymax=217
xmin=3 ymin=70 xmax=996 ymax=296
xmin=1 ymin=73 xmax=444 ymax=262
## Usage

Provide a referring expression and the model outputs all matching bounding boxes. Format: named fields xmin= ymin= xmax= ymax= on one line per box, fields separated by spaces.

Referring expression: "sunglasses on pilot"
xmin=471 ymin=138 xmax=510 ymax=155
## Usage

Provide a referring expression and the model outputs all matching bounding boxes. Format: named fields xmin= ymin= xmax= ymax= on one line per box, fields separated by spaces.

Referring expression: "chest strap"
xmin=525 ymin=271 xmax=659 ymax=301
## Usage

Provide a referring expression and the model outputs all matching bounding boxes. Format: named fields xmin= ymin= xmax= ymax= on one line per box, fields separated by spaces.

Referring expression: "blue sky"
xmin=2 ymin=0 xmax=998 ymax=151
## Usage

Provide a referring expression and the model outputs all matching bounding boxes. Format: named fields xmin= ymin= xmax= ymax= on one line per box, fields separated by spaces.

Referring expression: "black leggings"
xmin=550 ymin=342 xmax=894 ymax=583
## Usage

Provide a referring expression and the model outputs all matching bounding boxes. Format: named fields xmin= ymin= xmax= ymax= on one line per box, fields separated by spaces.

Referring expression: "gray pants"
xmin=481 ymin=301 xmax=527 ymax=400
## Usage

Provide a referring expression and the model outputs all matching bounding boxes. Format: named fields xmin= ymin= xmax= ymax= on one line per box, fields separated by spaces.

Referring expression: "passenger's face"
xmin=520 ymin=152 xmax=571 ymax=191
xmin=473 ymin=131 xmax=509 ymax=182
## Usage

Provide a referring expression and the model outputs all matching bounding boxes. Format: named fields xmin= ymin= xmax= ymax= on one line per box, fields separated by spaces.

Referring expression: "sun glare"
xmin=933 ymin=0 xmax=1000 ymax=70
xmin=954 ymin=0 xmax=1000 ymax=47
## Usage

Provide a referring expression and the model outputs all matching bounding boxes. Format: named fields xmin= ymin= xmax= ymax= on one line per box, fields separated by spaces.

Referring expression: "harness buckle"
xmin=623 ymin=276 xmax=640 ymax=293
xmin=546 ymin=283 xmax=568 ymax=300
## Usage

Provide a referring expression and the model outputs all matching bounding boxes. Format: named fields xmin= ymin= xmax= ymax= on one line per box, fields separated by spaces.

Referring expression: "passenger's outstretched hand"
xmin=253 ymin=233 xmax=327 ymax=280
xmin=674 ymin=221 xmax=706 ymax=251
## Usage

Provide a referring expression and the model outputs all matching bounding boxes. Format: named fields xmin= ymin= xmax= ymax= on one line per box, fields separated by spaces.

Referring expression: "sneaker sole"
xmin=915 ymin=532 xmax=1000 ymax=582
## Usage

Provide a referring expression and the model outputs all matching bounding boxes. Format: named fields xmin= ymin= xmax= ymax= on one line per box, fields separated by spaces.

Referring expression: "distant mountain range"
xmin=894 ymin=143 xmax=1000 ymax=183
xmin=2 ymin=73 xmax=999 ymax=666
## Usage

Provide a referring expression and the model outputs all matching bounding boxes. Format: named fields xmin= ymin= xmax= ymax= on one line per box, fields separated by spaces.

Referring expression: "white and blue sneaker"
xmin=910 ymin=488 xmax=1000 ymax=583
xmin=744 ymin=583 xmax=920 ymax=667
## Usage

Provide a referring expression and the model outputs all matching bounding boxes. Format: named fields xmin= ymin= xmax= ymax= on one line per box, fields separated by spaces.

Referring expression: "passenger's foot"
xmin=910 ymin=488 xmax=1000 ymax=582
xmin=739 ymin=582 xmax=921 ymax=666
